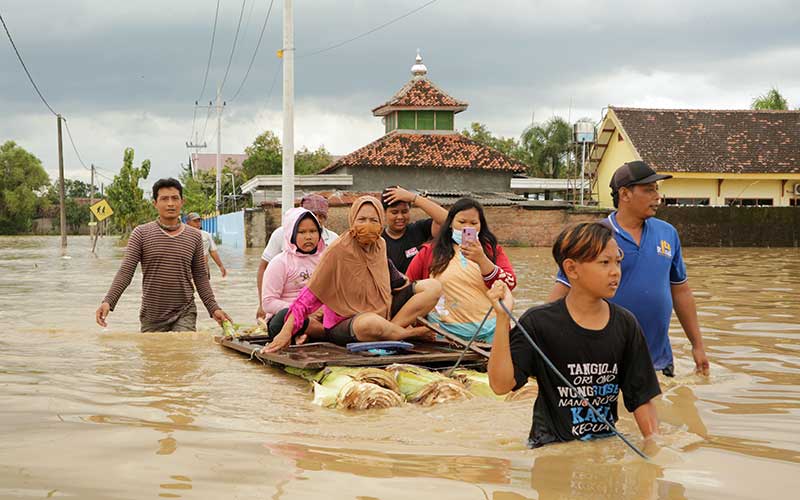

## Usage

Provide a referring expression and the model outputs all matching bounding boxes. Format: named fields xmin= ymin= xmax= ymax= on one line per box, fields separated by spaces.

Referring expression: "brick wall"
xmin=248 ymin=205 xmax=611 ymax=248
xmin=245 ymin=205 xmax=800 ymax=249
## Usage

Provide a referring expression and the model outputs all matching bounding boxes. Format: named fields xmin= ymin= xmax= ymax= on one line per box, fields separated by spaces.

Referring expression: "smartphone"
xmin=461 ymin=227 xmax=478 ymax=245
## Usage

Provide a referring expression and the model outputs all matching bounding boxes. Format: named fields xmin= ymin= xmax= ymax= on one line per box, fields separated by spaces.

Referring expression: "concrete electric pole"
xmin=281 ymin=0 xmax=295 ymax=214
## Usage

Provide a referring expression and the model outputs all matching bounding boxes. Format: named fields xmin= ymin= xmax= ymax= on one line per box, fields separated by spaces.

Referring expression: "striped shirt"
xmin=103 ymin=222 xmax=221 ymax=323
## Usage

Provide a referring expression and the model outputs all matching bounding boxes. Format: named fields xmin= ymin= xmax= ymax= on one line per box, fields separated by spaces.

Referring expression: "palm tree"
xmin=519 ymin=117 xmax=573 ymax=178
xmin=751 ymin=88 xmax=789 ymax=110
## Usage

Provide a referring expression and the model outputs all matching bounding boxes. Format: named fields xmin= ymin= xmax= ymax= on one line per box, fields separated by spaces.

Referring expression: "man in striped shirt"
xmin=95 ymin=178 xmax=232 ymax=332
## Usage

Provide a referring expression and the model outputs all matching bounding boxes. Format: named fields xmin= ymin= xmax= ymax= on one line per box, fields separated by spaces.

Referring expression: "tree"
xmin=461 ymin=122 xmax=525 ymax=160
xmin=296 ymin=145 xmax=333 ymax=175
xmin=751 ymin=88 xmax=789 ymax=110
xmin=63 ymin=178 xmax=96 ymax=198
xmin=241 ymin=130 xmax=334 ymax=181
xmin=105 ymin=148 xmax=154 ymax=235
xmin=180 ymin=167 xmax=216 ymax=215
xmin=65 ymin=197 xmax=89 ymax=233
xmin=0 ymin=141 xmax=50 ymax=234
xmin=242 ymin=131 xmax=282 ymax=179
xmin=520 ymin=117 xmax=573 ymax=178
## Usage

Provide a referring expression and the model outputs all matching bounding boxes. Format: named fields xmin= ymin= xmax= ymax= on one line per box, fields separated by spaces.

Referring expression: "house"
xmin=589 ymin=107 xmax=800 ymax=207
xmin=190 ymin=153 xmax=247 ymax=174
xmin=319 ymin=52 xmax=527 ymax=192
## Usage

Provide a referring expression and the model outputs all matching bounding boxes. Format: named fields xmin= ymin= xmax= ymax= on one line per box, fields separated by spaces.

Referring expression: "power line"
xmin=301 ymin=0 xmax=440 ymax=58
xmin=219 ymin=0 xmax=248 ymax=94
xmin=95 ymin=170 xmax=114 ymax=183
xmin=201 ymin=102 xmax=214 ymax=144
xmin=62 ymin=119 xmax=90 ymax=171
xmin=229 ymin=0 xmax=276 ymax=102
xmin=197 ymin=0 xmax=222 ymax=102
xmin=0 ymin=12 xmax=57 ymax=115
xmin=265 ymin=62 xmax=280 ymax=106
xmin=188 ymin=103 xmax=199 ymax=143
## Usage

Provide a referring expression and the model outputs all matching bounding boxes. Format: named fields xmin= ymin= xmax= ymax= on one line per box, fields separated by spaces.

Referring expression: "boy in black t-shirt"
xmin=487 ymin=222 xmax=661 ymax=448
xmin=381 ymin=186 xmax=448 ymax=273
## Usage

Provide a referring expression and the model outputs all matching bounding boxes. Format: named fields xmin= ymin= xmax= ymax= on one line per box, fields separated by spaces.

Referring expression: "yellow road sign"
xmin=90 ymin=199 xmax=114 ymax=221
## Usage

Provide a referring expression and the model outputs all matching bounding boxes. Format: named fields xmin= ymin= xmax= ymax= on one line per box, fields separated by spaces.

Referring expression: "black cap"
xmin=610 ymin=161 xmax=672 ymax=193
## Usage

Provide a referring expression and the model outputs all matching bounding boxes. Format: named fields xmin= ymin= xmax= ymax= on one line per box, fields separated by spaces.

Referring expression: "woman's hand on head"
xmin=382 ymin=186 xmax=414 ymax=205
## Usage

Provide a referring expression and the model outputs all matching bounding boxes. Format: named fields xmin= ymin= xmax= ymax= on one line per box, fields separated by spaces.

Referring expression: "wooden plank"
xmin=416 ymin=317 xmax=491 ymax=358
xmin=216 ymin=336 xmax=485 ymax=369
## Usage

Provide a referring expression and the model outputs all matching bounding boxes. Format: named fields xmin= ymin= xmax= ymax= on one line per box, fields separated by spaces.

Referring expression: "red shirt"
xmin=405 ymin=243 xmax=517 ymax=290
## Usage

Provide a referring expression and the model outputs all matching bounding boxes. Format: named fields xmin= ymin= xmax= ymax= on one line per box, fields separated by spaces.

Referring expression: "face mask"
xmin=353 ymin=222 xmax=382 ymax=245
xmin=451 ymin=230 xmax=468 ymax=268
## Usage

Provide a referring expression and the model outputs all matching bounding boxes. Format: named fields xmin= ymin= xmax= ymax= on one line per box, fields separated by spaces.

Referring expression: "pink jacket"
xmin=260 ymin=208 xmax=326 ymax=317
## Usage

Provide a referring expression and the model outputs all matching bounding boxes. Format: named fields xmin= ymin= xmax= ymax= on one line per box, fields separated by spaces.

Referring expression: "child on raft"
xmin=486 ymin=221 xmax=661 ymax=448
xmin=261 ymin=207 xmax=327 ymax=341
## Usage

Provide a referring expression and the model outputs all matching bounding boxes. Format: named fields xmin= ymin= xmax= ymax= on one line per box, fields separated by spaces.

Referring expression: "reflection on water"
xmin=0 ymin=236 xmax=799 ymax=499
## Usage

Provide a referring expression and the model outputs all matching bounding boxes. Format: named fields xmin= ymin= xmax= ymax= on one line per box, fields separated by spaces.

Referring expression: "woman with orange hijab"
xmin=262 ymin=196 xmax=442 ymax=353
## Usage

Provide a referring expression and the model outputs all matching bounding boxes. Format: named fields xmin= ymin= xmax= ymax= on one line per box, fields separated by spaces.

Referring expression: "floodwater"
xmin=1 ymin=235 xmax=799 ymax=499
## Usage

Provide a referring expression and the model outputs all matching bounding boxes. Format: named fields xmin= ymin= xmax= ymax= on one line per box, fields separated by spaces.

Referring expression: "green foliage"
xmin=242 ymin=131 xmax=282 ymax=178
xmin=180 ymin=168 xmax=216 ymax=215
xmin=461 ymin=120 xmax=574 ymax=178
xmin=180 ymin=161 xmax=249 ymax=215
xmin=751 ymin=88 xmax=789 ymax=110
xmin=63 ymin=178 xmax=96 ymax=198
xmin=105 ymin=148 xmax=155 ymax=235
xmin=296 ymin=145 xmax=332 ymax=175
xmin=461 ymin=122 xmax=522 ymax=160
xmin=0 ymin=141 xmax=50 ymax=234
xmin=241 ymin=130 xmax=333 ymax=180
xmin=520 ymin=117 xmax=574 ymax=178
xmin=65 ymin=197 xmax=89 ymax=232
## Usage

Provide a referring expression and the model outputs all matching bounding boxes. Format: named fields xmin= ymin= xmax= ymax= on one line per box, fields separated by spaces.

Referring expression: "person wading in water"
xmin=95 ymin=178 xmax=232 ymax=332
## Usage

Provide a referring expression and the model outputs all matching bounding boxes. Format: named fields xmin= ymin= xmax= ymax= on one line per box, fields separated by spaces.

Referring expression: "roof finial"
xmin=411 ymin=49 xmax=427 ymax=78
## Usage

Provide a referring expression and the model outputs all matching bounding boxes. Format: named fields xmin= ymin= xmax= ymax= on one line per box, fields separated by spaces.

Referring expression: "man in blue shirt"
xmin=548 ymin=161 xmax=710 ymax=376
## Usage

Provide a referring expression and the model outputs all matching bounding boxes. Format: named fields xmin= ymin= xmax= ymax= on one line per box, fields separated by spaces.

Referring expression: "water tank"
xmin=574 ymin=119 xmax=596 ymax=143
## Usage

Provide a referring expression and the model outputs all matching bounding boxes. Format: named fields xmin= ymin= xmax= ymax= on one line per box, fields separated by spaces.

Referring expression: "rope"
xmin=446 ymin=307 xmax=493 ymax=376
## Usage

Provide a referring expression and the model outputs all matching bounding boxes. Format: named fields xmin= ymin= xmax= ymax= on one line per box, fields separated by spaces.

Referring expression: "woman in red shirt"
xmin=406 ymin=198 xmax=516 ymax=342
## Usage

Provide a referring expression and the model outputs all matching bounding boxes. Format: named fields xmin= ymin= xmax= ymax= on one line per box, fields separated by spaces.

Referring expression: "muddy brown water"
xmin=1 ymin=236 xmax=798 ymax=499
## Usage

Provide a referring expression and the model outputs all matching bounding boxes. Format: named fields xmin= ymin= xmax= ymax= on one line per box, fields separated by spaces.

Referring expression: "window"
xmin=435 ymin=111 xmax=454 ymax=130
xmin=790 ymin=198 xmax=800 ymax=207
xmin=725 ymin=198 xmax=774 ymax=207
xmin=398 ymin=111 xmax=415 ymax=129
xmin=417 ymin=111 xmax=435 ymax=130
xmin=664 ymin=198 xmax=710 ymax=206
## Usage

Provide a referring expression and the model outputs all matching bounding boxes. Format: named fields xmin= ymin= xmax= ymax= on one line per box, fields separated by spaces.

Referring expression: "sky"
xmin=1 ymin=0 xmax=799 ymax=186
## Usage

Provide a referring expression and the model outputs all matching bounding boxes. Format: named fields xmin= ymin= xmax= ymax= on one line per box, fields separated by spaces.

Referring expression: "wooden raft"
xmin=216 ymin=335 xmax=487 ymax=370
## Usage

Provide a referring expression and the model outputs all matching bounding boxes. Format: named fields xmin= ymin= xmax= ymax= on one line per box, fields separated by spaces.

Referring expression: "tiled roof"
xmin=320 ymin=132 xmax=528 ymax=174
xmin=372 ymin=78 xmax=468 ymax=115
xmin=612 ymin=107 xmax=800 ymax=174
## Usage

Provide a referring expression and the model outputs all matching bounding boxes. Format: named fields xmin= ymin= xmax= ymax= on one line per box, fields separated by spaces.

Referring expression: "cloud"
xmin=1 ymin=0 xmax=798 ymax=185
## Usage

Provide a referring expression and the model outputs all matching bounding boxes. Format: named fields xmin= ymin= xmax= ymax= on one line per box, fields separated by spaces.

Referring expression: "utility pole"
xmin=100 ymin=182 xmax=105 ymax=238
xmin=56 ymin=115 xmax=67 ymax=249
xmin=186 ymin=101 xmax=207 ymax=178
xmin=227 ymin=172 xmax=237 ymax=212
xmin=89 ymin=164 xmax=96 ymax=238
xmin=215 ymin=86 xmax=225 ymax=227
xmin=281 ymin=0 xmax=295 ymax=214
